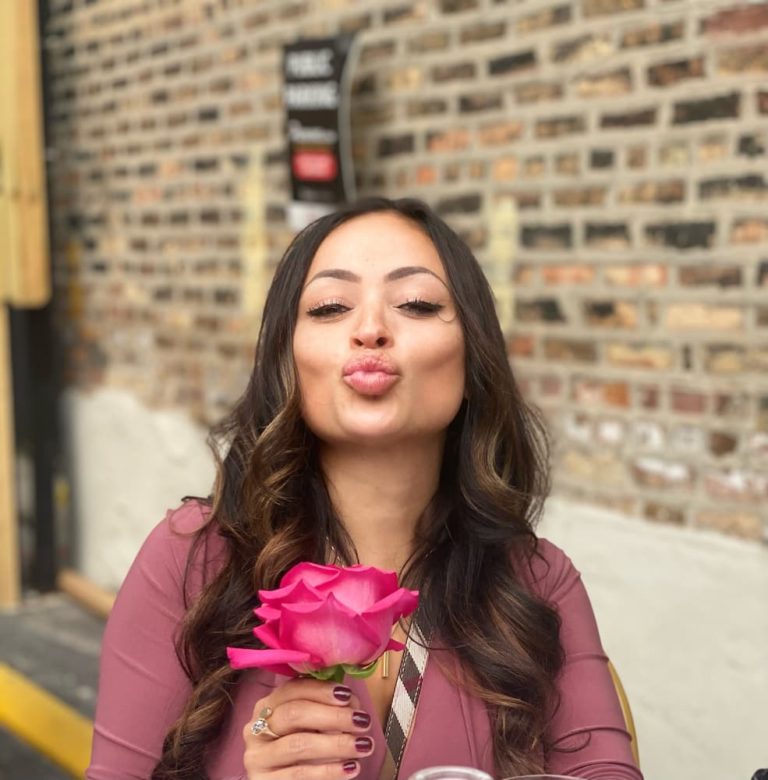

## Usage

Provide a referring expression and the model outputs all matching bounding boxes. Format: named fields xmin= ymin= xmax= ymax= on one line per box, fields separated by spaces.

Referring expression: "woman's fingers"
xmin=251 ymin=680 xmax=361 ymax=722
xmin=270 ymin=731 xmax=374 ymax=766
xmin=271 ymin=700 xmax=372 ymax=736
xmin=244 ymin=731 xmax=373 ymax=778
xmin=243 ymin=679 xmax=374 ymax=780
xmin=260 ymin=759 xmax=362 ymax=780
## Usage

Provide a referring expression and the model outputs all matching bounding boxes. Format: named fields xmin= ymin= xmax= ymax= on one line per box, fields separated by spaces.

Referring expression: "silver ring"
xmin=251 ymin=707 xmax=281 ymax=739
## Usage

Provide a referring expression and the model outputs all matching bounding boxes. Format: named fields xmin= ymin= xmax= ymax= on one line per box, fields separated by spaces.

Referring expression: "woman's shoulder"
xmin=135 ymin=497 xmax=227 ymax=594
xmin=514 ymin=536 xmax=584 ymax=606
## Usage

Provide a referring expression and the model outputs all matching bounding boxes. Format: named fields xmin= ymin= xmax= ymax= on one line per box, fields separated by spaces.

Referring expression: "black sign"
xmin=283 ymin=35 xmax=356 ymax=228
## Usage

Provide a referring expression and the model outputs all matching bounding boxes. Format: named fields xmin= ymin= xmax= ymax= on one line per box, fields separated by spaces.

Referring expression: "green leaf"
xmin=306 ymin=667 xmax=339 ymax=681
xmin=342 ymin=660 xmax=379 ymax=679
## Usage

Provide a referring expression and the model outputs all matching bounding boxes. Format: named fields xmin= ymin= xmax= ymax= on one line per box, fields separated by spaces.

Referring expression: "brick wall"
xmin=44 ymin=0 xmax=768 ymax=541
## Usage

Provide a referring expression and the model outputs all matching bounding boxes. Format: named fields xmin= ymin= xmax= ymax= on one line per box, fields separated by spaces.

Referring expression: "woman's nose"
xmin=351 ymin=305 xmax=391 ymax=349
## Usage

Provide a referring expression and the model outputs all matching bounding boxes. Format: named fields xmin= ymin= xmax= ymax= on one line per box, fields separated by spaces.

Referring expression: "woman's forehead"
xmin=307 ymin=212 xmax=445 ymax=278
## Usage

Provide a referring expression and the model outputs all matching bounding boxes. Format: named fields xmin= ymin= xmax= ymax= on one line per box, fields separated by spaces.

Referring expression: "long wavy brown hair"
xmin=152 ymin=197 xmax=563 ymax=779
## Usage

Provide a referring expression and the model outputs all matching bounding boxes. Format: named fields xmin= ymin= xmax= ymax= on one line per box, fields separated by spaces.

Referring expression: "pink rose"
xmin=227 ymin=562 xmax=419 ymax=679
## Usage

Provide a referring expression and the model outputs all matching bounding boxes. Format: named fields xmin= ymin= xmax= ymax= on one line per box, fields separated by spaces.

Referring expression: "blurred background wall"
xmin=37 ymin=1 xmax=768 ymax=778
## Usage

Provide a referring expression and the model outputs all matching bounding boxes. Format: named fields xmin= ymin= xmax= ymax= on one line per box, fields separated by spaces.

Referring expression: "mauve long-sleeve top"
xmin=87 ymin=500 xmax=643 ymax=780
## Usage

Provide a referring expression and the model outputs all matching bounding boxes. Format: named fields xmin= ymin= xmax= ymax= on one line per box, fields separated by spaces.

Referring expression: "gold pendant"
xmin=381 ymin=650 xmax=390 ymax=679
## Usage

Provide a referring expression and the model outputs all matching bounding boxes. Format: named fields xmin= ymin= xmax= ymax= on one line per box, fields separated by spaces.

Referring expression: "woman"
xmin=88 ymin=198 xmax=642 ymax=780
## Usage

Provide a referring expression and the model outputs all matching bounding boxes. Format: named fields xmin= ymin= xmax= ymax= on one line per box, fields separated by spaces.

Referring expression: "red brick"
xmin=709 ymin=431 xmax=739 ymax=457
xmin=572 ymin=378 xmax=631 ymax=408
xmin=606 ymin=343 xmax=674 ymax=370
xmin=583 ymin=301 xmax=638 ymax=328
xmin=552 ymin=33 xmax=614 ymax=64
xmin=432 ymin=62 xmax=476 ymax=82
xmin=492 ymin=157 xmax=519 ymax=181
xmin=477 ymin=121 xmax=525 ymax=146
xmin=427 ymin=128 xmax=470 ymax=152
xmin=360 ymin=40 xmax=396 ymax=64
xmin=678 ymin=265 xmax=742 ymax=287
xmin=544 ymin=338 xmax=598 ymax=362
xmin=604 ymin=264 xmax=667 ymax=287
xmin=555 ymin=152 xmax=580 ymax=175
xmin=553 ymin=186 xmax=607 ymax=207
xmin=631 ymin=457 xmax=694 ymax=489
xmin=575 ymin=67 xmax=632 ymax=97
xmin=704 ymin=469 xmax=768 ymax=502
xmin=517 ymin=5 xmax=571 ymax=32
xmin=621 ymin=20 xmax=685 ymax=48
xmin=514 ymin=81 xmax=564 ymax=104
xmin=542 ymin=265 xmax=595 ymax=284
xmin=648 ymin=57 xmax=705 ymax=86
xmin=627 ymin=146 xmax=647 ymax=168
xmin=508 ymin=334 xmax=536 ymax=358
xmin=618 ymin=180 xmax=685 ymax=204
xmin=536 ymin=115 xmax=586 ymax=138
xmin=718 ymin=44 xmax=768 ymax=74
xmin=671 ymin=388 xmax=707 ymax=414
xmin=540 ymin=375 xmax=563 ymax=397
xmin=408 ymin=30 xmax=450 ymax=53
xmin=644 ymin=502 xmax=686 ymax=526
xmin=460 ymin=20 xmax=506 ymax=43
xmin=522 ymin=156 xmax=546 ymax=177
xmin=665 ymin=304 xmax=743 ymax=331
xmin=731 ymin=217 xmax=768 ymax=244
xmin=583 ymin=0 xmax=644 ymax=17
xmin=638 ymin=384 xmax=660 ymax=410
xmin=415 ymin=164 xmax=437 ymax=185
xmin=705 ymin=346 xmax=745 ymax=374
xmin=702 ymin=3 xmax=768 ymax=35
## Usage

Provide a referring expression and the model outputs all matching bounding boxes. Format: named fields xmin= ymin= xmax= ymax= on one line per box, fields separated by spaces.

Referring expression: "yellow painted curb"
xmin=0 ymin=661 xmax=93 ymax=778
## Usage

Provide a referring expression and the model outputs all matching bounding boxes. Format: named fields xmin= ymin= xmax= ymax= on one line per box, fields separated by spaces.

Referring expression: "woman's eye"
xmin=397 ymin=299 xmax=445 ymax=316
xmin=306 ymin=301 xmax=350 ymax=318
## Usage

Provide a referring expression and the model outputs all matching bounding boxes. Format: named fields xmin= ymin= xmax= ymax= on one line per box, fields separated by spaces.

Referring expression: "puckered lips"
xmin=342 ymin=354 xmax=400 ymax=396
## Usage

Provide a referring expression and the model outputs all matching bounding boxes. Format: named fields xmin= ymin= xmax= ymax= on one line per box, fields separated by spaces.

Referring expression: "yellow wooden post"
xmin=0 ymin=0 xmax=52 ymax=607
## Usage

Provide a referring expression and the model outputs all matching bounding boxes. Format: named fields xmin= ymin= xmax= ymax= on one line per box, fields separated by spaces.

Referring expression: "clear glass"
xmin=408 ymin=767 xmax=494 ymax=780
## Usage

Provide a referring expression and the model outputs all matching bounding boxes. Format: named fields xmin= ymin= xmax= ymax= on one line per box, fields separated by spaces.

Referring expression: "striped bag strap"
xmin=379 ymin=622 xmax=429 ymax=780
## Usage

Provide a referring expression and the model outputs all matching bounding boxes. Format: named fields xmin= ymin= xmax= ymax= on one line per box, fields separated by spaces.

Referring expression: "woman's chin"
xmin=318 ymin=421 xmax=449 ymax=451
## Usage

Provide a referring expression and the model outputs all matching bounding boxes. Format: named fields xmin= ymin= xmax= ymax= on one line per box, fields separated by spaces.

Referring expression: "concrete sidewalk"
xmin=0 ymin=593 xmax=104 ymax=778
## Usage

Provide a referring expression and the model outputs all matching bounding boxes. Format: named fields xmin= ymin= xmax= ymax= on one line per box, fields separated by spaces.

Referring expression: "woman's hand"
xmin=243 ymin=679 xmax=374 ymax=780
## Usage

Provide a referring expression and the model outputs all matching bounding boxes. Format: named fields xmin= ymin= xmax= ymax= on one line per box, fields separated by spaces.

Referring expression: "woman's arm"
xmin=534 ymin=539 xmax=643 ymax=780
xmin=87 ymin=501 xmax=215 ymax=780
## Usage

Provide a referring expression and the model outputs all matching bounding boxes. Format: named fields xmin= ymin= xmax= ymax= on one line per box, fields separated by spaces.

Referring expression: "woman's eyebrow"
xmin=305 ymin=265 xmax=444 ymax=287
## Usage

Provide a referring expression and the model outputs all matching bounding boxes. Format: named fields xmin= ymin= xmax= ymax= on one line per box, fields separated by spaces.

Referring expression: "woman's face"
xmin=293 ymin=212 xmax=466 ymax=449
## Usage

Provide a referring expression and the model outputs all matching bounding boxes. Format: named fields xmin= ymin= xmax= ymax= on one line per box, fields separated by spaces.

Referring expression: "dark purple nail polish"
xmin=355 ymin=737 xmax=373 ymax=753
xmin=352 ymin=711 xmax=371 ymax=728
xmin=343 ymin=761 xmax=358 ymax=774
xmin=333 ymin=685 xmax=352 ymax=702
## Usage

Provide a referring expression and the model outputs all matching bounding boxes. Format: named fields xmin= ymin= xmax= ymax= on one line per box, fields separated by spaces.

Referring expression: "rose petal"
xmin=363 ymin=587 xmax=419 ymax=622
xmin=280 ymin=562 xmax=341 ymax=590
xmin=226 ymin=647 xmax=316 ymax=676
xmin=318 ymin=566 xmax=400 ymax=612
xmin=258 ymin=579 xmax=323 ymax=607
xmin=253 ymin=621 xmax=280 ymax=648
xmin=279 ymin=594 xmax=381 ymax=667
xmin=254 ymin=605 xmax=281 ymax=621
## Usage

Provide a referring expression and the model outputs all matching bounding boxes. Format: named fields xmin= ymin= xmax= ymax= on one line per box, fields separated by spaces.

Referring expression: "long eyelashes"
xmin=306 ymin=298 xmax=445 ymax=319
xmin=397 ymin=298 xmax=445 ymax=315
xmin=306 ymin=300 xmax=349 ymax=318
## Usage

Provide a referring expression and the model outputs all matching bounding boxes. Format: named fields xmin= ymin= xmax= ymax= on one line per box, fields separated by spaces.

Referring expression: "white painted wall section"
xmin=540 ymin=497 xmax=768 ymax=780
xmin=62 ymin=387 xmax=214 ymax=590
